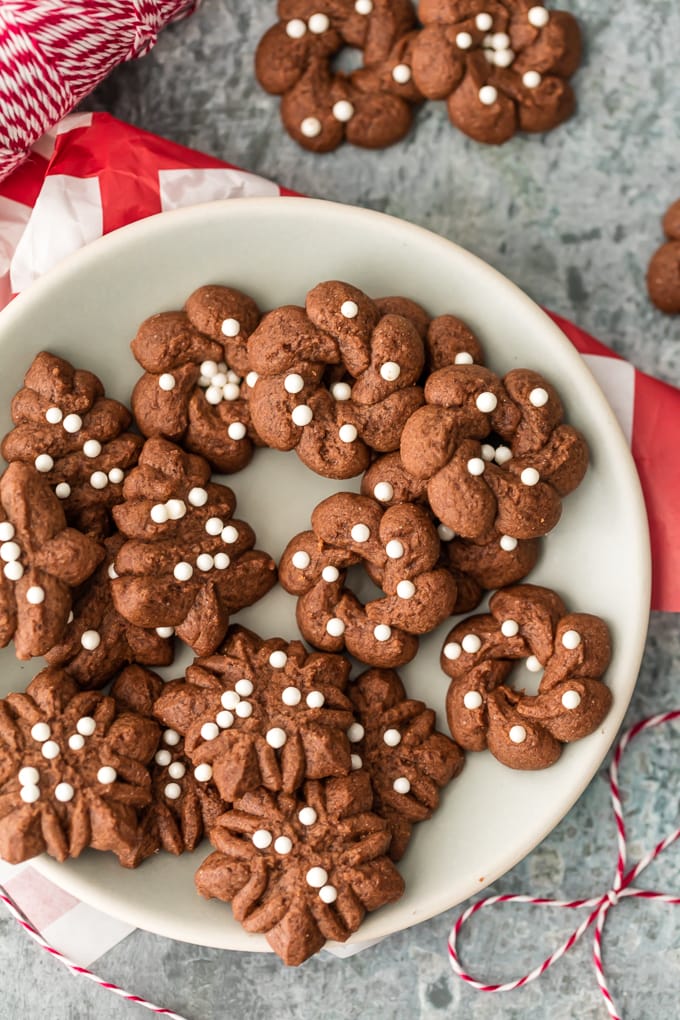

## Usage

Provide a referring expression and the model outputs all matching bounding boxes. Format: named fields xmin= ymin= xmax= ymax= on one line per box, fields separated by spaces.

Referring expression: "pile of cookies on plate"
xmin=0 ymin=280 xmax=612 ymax=964
xmin=255 ymin=1 xmax=583 ymax=151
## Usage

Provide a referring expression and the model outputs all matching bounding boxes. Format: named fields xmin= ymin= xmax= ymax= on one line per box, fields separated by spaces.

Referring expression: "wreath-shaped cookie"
xmin=399 ymin=364 xmax=588 ymax=540
xmin=247 ymin=280 xmax=426 ymax=479
xmin=411 ymin=1 xmax=582 ymax=144
xmin=279 ymin=492 xmax=457 ymax=667
xmin=440 ymin=584 xmax=612 ymax=769
xmin=130 ymin=285 xmax=261 ymax=473
xmin=110 ymin=438 xmax=276 ymax=656
xmin=0 ymin=668 xmax=158 ymax=867
xmin=255 ymin=0 xmax=422 ymax=152
xmin=195 ymin=771 xmax=404 ymax=965
xmin=647 ymin=199 xmax=680 ymax=315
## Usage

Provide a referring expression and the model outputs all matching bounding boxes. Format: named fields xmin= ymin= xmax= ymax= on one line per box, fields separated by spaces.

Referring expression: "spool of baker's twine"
xmin=2 ymin=712 xmax=680 ymax=1017
xmin=0 ymin=0 xmax=200 ymax=182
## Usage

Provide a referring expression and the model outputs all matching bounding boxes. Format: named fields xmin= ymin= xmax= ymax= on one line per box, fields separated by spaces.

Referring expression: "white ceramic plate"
xmin=0 ymin=198 xmax=650 ymax=952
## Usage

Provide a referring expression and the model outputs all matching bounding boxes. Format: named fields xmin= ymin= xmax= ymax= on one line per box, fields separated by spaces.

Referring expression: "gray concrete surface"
xmin=2 ymin=1 xmax=679 ymax=1017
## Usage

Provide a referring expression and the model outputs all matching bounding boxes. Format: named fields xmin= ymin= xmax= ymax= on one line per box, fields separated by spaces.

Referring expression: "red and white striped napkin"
xmin=0 ymin=111 xmax=677 ymax=968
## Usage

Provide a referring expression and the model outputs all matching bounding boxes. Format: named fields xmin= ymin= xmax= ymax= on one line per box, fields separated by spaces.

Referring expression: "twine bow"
xmin=448 ymin=711 xmax=680 ymax=1019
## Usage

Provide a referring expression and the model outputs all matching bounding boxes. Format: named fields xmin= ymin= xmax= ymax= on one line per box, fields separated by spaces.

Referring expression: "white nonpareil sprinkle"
xmin=509 ymin=725 xmax=527 ymax=744
xmin=479 ymin=85 xmax=498 ymax=106
xmin=561 ymin=629 xmax=582 ymax=650
xmin=385 ymin=539 xmax=404 ymax=559
xmin=351 ymin=523 xmax=370 ymax=543
xmin=332 ymin=100 xmax=354 ymax=122
xmin=252 ymin=829 xmax=273 ymax=850
xmin=373 ymin=481 xmax=394 ymax=502
xmin=392 ymin=64 xmax=411 ymax=84
xmin=301 ymin=117 xmax=322 ymax=139
xmin=461 ymin=633 xmax=482 ymax=654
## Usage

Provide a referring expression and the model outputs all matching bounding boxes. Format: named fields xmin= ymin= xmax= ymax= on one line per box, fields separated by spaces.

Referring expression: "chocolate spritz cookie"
xmin=255 ymin=0 xmax=422 ymax=152
xmin=0 ymin=462 xmax=103 ymax=659
xmin=131 ymin=285 xmax=261 ymax=473
xmin=279 ymin=492 xmax=457 ymax=667
xmin=412 ymin=1 xmax=582 ymax=144
xmin=0 ymin=667 xmax=158 ymax=867
xmin=440 ymin=584 xmax=612 ymax=769
xmin=1 ymin=352 xmax=143 ymax=538
xmin=111 ymin=438 xmax=276 ymax=656
xmin=647 ymin=199 xmax=680 ymax=314
xmin=153 ymin=627 xmax=357 ymax=801
xmin=195 ymin=771 xmax=405 ymax=965
xmin=399 ymin=365 xmax=588 ymax=540
xmin=112 ymin=666 xmax=225 ymax=856
xmin=348 ymin=667 xmax=464 ymax=860
xmin=45 ymin=535 xmax=174 ymax=690
xmin=248 ymin=280 xmax=425 ymax=478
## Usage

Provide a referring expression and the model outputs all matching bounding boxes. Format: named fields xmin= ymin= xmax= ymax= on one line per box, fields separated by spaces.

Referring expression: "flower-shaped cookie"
xmin=0 ymin=668 xmax=158 ymax=867
xmin=195 ymin=771 xmax=404 ymax=964
xmin=130 ymin=285 xmax=261 ymax=473
xmin=0 ymin=462 xmax=103 ymax=659
xmin=154 ymin=627 xmax=356 ymax=801
xmin=111 ymin=666 xmax=225 ymax=855
xmin=111 ymin=438 xmax=276 ymax=656
xmin=247 ymin=280 xmax=425 ymax=479
xmin=647 ymin=199 xmax=680 ymax=314
xmin=400 ymin=365 xmax=588 ymax=540
xmin=1 ymin=352 xmax=143 ymax=538
xmin=45 ymin=536 xmax=174 ymax=690
xmin=279 ymin=492 xmax=457 ymax=667
xmin=440 ymin=584 xmax=612 ymax=769
xmin=256 ymin=0 xmax=421 ymax=152
xmin=348 ymin=668 xmax=464 ymax=860
xmin=412 ymin=1 xmax=582 ymax=144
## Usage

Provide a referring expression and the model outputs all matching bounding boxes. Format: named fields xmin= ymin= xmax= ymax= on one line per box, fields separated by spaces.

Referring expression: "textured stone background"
xmin=2 ymin=0 xmax=680 ymax=1017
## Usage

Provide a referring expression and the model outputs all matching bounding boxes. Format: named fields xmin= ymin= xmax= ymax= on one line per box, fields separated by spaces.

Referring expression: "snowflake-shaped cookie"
xmin=195 ymin=771 xmax=404 ymax=964
xmin=347 ymin=668 xmax=464 ymax=860
xmin=154 ymin=627 xmax=356 ymax=801
xmin=111 ymin=666 xmax=225 ymax=854
xmin=0 ymin=668 xmax=158 ymax=867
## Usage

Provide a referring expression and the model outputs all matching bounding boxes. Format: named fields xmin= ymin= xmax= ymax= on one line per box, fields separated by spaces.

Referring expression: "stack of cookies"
xmin=0 ymin=278 xmax=612 ymax=964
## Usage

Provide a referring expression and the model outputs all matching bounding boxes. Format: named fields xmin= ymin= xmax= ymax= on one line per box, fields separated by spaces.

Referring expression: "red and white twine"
xmin=1 ymin=713 xmax=679 ymax=1017
xmin=0 ymin=0 xmax=201 ymax=182
xmin=448 ymin=711 xmax=680 ymax=1018
xmin=0 ymin=881 xmax=189 ymax=1019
